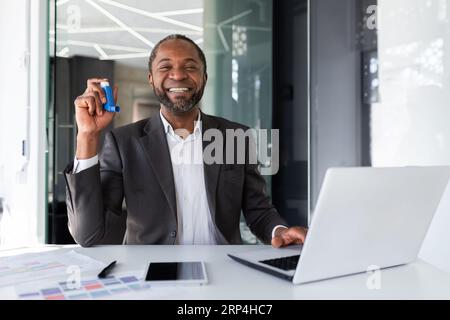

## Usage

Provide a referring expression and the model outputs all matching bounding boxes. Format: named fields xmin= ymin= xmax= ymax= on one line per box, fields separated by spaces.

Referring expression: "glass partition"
xmin=373 ymin=0 xmax=450 ymax=167
xmin=203 ymin=0 xmax=273 ymax=131
xmin=309 ymin=0 xmax=450 ymax=211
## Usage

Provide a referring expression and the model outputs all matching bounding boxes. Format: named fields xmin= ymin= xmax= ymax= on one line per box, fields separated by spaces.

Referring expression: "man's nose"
xmin=169 ymin=68 xmax=188 ymax=81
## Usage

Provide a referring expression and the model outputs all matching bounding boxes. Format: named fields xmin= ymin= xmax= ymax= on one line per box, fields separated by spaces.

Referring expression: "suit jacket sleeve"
xmin=241 ymin=133 xmax=288 ymax=244
xmin=64 ymin=131 xmax=124 ymax=247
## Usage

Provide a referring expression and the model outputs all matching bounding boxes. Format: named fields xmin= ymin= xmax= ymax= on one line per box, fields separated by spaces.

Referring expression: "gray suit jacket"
xmin=64 ymin=112 xmax=287 ymax=247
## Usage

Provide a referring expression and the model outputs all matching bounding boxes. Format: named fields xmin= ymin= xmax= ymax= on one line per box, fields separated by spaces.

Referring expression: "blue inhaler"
xmin=101 ymin=81 xmax=120 ymax=112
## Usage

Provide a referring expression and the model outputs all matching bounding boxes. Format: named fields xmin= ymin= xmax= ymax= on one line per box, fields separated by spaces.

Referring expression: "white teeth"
xmin=169 ymin=88 xmax=189 ymax=92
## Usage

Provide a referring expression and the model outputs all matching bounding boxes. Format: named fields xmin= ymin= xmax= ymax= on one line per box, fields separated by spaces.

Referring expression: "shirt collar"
xmin=159 ymin=110 xmax=202 ymax=138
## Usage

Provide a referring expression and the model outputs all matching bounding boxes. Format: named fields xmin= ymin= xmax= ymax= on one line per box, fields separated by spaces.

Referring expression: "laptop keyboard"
xmin=259 ymin=255 xmax=300 ymax=271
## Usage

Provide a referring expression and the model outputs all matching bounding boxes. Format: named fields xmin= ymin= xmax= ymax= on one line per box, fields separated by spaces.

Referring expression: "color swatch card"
xmin=15 ymin=272 xmax=151 ymax=300
xmin=0 ymin=250 xmax=105 ymax=288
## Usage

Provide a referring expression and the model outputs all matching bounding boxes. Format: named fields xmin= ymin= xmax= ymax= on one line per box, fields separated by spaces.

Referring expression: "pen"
xmin=98 ymin=260 xmax=117 ymax=278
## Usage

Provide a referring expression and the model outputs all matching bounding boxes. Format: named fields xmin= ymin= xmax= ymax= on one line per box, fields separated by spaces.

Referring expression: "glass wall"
xmin=203 ymin=0 xmax=274 ymax=243
xmin=373 ymin=0 xmax=450 ymax=167
xmin=374 ymin=0 xmax=450 ymax=273
xmin=309 ymin=0 xmax=450 ymax=271
xmin=203 ymin=0 xmax=273 ymax=131
xmin=311 ymin=0 xmax=450 ymax=193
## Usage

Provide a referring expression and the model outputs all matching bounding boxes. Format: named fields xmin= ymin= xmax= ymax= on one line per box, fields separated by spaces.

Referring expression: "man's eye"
xmin=159 ymin=66 xmax=170 ymax=70
xmin=186 ymin=66 xmax=197 ymax=70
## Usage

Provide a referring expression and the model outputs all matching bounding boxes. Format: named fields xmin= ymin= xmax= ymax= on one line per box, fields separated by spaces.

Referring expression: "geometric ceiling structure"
xmin=50 ymin=0 xmax=203 ymax=68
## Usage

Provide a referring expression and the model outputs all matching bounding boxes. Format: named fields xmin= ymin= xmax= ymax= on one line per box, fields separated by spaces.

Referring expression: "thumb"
xmin=271 ymin=236 xmax=285 ymax=248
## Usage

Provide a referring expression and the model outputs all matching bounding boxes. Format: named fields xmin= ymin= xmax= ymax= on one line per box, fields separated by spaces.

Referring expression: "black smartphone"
xmin=144 ymin=262 xmax=208 ymax=285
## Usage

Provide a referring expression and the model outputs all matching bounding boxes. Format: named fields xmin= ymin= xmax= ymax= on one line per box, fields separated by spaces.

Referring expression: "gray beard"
xmin=153 ymin=86 xmax=204 ymax=115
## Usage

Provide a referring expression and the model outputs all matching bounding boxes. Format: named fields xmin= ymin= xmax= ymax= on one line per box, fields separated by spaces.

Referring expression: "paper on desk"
xmin=14 ymin=269 xmax=191 ymax=300
xmin=14 ymin=271 xmax=149 ymax=300
xmin=14 ymin=270 xmax=185 ymax=300
xmin=0 ymin=250 xmax=105 ymax=288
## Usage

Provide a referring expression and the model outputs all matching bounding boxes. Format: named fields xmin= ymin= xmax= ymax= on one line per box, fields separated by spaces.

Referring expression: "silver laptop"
xmin=228 ymin=166 xmax=450 ymax=284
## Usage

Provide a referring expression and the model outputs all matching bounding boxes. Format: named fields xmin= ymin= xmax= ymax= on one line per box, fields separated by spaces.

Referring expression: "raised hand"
xmin=74 ymin=78 xmax=119 ymax=159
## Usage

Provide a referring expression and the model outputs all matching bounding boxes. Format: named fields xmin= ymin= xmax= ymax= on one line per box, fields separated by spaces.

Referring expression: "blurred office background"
xmin=1 ymin=0 xmax=450 ymax=273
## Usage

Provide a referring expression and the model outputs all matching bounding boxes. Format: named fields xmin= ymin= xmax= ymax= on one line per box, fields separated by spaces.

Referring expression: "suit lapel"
xmin=201 ymin=112 xmax=222 ymax=223
xmin=137 ymin=111 xmax=222 ymax=225
xmin=138 ymin=115 xmax=177 ymax=221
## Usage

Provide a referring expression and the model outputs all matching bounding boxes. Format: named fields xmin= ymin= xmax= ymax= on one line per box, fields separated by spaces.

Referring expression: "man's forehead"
xmin=155 ymin=40 xmax=201 ymax=62
xmin=156 ymin=57 xmax=198 ymax=64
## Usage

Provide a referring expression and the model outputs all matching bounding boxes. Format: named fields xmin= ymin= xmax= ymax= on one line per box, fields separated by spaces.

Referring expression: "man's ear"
xmin=204 ymin=72 xmax=208 ymax=84
xmin=148 ymin=72 xmax=153 ymax=86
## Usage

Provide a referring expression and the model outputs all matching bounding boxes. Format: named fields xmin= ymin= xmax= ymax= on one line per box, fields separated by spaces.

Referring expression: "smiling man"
xmin=64 ymin=34 xmax=307 ymax=247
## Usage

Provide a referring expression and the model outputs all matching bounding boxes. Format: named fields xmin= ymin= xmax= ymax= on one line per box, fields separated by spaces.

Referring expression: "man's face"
xmin=149 ymin=39 xmax=207 ymax=114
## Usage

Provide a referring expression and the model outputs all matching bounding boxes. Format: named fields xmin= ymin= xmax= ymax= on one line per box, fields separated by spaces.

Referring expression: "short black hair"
xmin=148 ymin=34 xmax=207 ymax=75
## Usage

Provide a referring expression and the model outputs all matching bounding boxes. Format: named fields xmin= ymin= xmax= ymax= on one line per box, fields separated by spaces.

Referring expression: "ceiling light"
xmin=56 ymin=47 xmax=70 ymax=57
xmin=85 ymin=0 xmax=154 ymax=48
xmin=99 ymin=52 xmax=150 ymax=60
xmin=56 ymin=0 xmax=71 ymax=7
xmin=93 ymin=44 xmax=108 ymax=59
xmin=98 ymin=0 xmax=203 ymax=32
xmin=54 ymin=39 xmax=148 ymax=53
xmin=54 ymin=25 xmax=202 ymax=36
xmin=153 ymin=8 xmax=203 ymax=17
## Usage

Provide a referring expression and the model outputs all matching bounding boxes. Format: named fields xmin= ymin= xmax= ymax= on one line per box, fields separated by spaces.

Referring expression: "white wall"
xmin=375 ymin=0 xmax=450 ymax=273
xmin=0 ymin=0 xmax=47 ymax=246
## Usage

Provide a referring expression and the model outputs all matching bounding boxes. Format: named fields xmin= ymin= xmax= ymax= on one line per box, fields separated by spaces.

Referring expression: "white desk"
xmin=1 ymin=245 xmax=450 ymax=300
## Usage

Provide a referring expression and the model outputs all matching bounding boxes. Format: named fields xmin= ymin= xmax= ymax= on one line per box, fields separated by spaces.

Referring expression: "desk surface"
xmin=1 ymin=245 xmax=450 ymax=300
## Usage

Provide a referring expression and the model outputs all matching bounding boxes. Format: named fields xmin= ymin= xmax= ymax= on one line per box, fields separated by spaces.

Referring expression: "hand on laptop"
xmin=271 ymin=226 xmax=308 ymax=248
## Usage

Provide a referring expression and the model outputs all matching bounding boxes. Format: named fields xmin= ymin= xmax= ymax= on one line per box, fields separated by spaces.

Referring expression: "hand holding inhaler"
xmin=74 ymin=78 xmax=119 ymax=159
xmin=101 ymin=81 xmax=120 ymax=113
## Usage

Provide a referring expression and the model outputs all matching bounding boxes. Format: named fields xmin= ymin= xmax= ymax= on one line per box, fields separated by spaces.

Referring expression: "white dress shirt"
xmin=159 ymin=111 xmax=222 ymax=244
xmin=73 ymin=111 xmax=287 ymax=243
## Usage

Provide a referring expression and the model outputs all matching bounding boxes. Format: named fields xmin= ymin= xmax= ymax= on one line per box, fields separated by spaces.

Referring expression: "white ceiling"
xmin=50 ymin=0 xmax=204 ymax=69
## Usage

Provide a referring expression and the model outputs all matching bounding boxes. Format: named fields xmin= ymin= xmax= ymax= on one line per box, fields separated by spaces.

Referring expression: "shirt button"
xmin=170 ymin=231 xmax=177 ymax=238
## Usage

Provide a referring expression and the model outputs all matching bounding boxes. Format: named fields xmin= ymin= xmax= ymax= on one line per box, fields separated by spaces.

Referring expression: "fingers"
xmin=91 ymin=90 xmax=104 ymax=116
xmin=87 ymin=78 xmax=108 ymax=104
xmin=291 ymin=227 xmax=306 ymax=244
xmin=75 ymin=77 xmax=112 ymax=116
xmin=289 ymin=229 xmax=306 ymax=245
xmin=298 ymin=227 xmax=308 ymax=242
xmin=87 ymin=78 xmax=108 ymax=85
xmin=86 ymin=89 xmax=103 ymax=115
xmin=271 ymin=227 xmax=307 ymax=248
xmin=85 ymin=95 xmax=96 ymax=116
xmin=74 ymin=95 xmax=93 ymax=116
xmin=271 ymin=236 xmax=284 ymax=248
xmin=74 ymin=93 xmax=100 ymax=116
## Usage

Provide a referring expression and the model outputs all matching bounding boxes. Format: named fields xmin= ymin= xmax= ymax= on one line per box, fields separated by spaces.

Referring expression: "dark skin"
xmin=73 ymin=38 xmax=308 ymax=247
xmin=148 ymin=39 xmax=206 ymax=139
xmin=74 ymin=78 xmax=118 ymax=159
